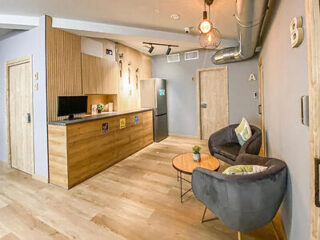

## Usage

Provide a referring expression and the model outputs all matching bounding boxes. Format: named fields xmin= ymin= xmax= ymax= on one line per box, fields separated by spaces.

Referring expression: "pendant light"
xmin=198 ymin=0 xmax=213 ymax=34
xmin=198 ymin=10 xmax=213 ymax=34
xmin=198 ymin=0 xmax=221 ymax=49
xmin=200 ymin=28 xmax=221 ymax=49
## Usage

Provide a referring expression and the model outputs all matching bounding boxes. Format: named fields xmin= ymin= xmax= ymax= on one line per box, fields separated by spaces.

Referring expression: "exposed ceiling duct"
xmin=212 ymin=0 xmax=269 ymax=64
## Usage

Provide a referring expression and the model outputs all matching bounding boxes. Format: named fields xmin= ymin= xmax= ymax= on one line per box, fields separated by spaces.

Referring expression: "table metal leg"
xmin=178 ymin=171 xmax=193 ymax=203
xmin=180 ymin=171 xmax=183 ymax=203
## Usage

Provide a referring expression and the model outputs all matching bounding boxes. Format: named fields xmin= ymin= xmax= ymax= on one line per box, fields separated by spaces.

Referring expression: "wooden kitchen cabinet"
xmin=82 ymin=53 xmax=118 ymax=94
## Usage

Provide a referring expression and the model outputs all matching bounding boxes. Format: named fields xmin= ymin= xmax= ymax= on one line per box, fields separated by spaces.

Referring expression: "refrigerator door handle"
xmin=155 ymin=113 xmax=167 ymax=117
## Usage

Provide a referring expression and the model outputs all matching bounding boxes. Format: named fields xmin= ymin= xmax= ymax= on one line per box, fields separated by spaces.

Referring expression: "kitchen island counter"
xmin=48 ymin=109 xmax=153 ymax=189
xmin=48 ymin=108 xmax=153 ymax=126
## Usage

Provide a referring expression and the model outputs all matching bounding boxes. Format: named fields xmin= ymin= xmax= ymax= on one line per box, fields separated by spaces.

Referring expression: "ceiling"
xmin=0 ymin=0 xmax=238 ymax=55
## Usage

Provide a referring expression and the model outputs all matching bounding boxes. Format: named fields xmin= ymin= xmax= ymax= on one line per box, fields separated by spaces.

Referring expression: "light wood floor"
xmin=0 ymin=136 xmax=283 ymax=240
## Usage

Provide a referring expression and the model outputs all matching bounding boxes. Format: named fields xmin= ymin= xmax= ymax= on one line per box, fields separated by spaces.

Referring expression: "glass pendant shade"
xmin=199 ymin=28 xmax=221 ymax=49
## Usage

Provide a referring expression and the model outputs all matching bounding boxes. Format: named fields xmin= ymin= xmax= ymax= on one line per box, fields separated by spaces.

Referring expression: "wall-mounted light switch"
xmin=34 ymin=83 xmax=38 ymax=91
xmin=253 ymin=91 xmax=258 ymax=99
xmin=34 ymin=72 xmax=38 ymax=80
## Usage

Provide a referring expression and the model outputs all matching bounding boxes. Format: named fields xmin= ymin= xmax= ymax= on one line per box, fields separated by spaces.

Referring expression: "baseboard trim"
xmin=168 ymin=134 xmax=200 ymax=140
xmin=32 ymin=174 xmax=49 ymax=183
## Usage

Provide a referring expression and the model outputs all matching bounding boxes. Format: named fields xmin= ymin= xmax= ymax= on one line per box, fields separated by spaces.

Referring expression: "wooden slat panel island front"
xmin=48 ymin=110 xmax=153 ymax=189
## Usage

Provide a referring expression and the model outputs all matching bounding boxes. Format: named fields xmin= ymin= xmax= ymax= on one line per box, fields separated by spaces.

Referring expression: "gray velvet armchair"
xmin=192 ymin=154 xmax=287 ymax=239
xmin=208 ymin=124 xmax=262 ymax=165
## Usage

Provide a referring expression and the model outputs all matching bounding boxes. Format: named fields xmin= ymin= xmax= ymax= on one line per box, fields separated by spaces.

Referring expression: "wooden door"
xmin=197 ymin=67 xmax=229 ymax=140
xmin=7 ymin=57 xmax=34 ymax=174
xmin=306 ymin=0 xmax=320 ymax=239
xmin=258 ymin=57 xmax=266 ymax=156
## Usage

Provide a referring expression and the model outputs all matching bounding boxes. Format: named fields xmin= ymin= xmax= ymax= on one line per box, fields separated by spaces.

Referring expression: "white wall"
xmin=260 ymin=0 xmax=310 ymax=239
xmin=152 ymin=50 xmax=259 ymax=137
xmin=0 ymin=16 xmax=48 ymax=178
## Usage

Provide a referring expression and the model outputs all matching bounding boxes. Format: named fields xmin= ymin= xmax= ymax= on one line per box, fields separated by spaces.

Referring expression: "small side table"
xmin=172 ymin=152 xmax=220 ymax=203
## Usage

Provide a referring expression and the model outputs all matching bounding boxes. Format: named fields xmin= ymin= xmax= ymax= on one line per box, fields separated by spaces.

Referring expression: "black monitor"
xmin=57 ymin=96 xmax=88 ymax=120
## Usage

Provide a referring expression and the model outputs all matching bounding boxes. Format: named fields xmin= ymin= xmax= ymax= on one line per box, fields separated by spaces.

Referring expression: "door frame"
xmin=5 ymin=55 xmax=34 ymax=174
xmin=196 ymin=66 xmax=229 ymax=139
xmin=305 ymin=0 xmax=320 ymax=239
xmin=258 ymin=56 xmax=266 ymax=156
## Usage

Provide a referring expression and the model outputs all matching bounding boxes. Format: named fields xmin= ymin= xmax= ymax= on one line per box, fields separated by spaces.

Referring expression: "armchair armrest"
xmin=209 ymin=124 xmax=238 ymax=147
xmin=235 ymin=153 xmax=269 ymax=165
xmin=239 ymin=127 xmax=262 ymax=155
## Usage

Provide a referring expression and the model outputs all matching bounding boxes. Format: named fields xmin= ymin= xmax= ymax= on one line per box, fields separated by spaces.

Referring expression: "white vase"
xmin=193 ymin=153 xmax=200 ymax=162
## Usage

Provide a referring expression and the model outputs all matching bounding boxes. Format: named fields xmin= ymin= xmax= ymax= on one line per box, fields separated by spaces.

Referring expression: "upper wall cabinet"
xmin=82 ymin=53 xmax=118 ymax=95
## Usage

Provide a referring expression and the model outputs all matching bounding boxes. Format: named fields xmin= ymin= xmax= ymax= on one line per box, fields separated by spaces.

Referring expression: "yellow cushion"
xmin=223 ymin=165 xmax=267 ymax=175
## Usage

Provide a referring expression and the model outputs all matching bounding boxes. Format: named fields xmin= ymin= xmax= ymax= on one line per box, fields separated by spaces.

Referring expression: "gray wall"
xmin=0 ymin=16 xmax=48 ymax=178
xmin=152 ymin=50 xmax=259 ymax=137
xmin=260 ymin=0 xmax=310 ymax=239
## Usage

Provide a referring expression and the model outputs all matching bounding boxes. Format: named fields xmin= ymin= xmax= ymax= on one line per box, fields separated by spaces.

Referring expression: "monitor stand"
xmin=69 ymin=114 xmax=75 ymax=120
xmin=64 ymin=114 xmax=83 ymax=121
xmin=64 ymin=114 xmax=75 ymax=121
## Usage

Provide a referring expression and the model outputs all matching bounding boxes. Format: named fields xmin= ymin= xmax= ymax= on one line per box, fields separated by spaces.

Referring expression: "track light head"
xmin=166 ymin=47 xmax=172 ymax=55
xmin=148 ymin=45 xmax=154 ymax=53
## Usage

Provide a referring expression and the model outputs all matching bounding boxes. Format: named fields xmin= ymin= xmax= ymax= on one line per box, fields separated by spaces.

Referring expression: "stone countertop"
xmin=48 ymin=108 xmax=153 ymax=126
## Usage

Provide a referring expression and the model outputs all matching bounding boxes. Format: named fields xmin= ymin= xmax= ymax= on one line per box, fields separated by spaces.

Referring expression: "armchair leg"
xmin=200 ymin=206 xmax=218 ymax=223
xmin=201 ymin=206 xmax=207 ymax=223
xmin=271 ymin=220 xmax=280 ymax=240
xmin=238 ymin=232 xmax=242 ymax=240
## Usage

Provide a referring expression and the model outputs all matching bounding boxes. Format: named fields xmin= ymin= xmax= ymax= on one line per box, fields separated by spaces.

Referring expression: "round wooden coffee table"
xmin=172 ymin=152 xmax=220 ymax=203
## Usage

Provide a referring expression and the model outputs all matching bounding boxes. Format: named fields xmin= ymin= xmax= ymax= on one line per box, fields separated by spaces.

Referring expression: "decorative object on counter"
xmin=109 ymin=102 xmax=113 ymax=112
xmin=104 ymin=103 xmax=109 ymax=112
xmin=91 ymin=104 xmax=97 ymax=115
xmin=120 ymin=118 xmax=126 ymax=129
xmin=97 ymin=104 xmax=104 ymax=114
xmin=193 ymin=145 xmax=201 ymax=161
xmin=101 ymin=122 xmax=109 ymax=134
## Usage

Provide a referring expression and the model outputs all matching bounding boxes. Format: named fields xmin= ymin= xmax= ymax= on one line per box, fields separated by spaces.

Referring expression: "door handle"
xmin=27 ymin=113 xmax=31 ymax=123
xmin=315 ymin=158 xmax=320 ymax=208
xmin=258 ymin=105 xmax=262 ymax=115
xmin=200 ymin=102 xmax=207 ymax=108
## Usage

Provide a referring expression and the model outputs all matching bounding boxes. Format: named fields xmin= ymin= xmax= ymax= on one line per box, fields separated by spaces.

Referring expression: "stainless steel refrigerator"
xmin=140 ymin=78 xmax=168 ymax=142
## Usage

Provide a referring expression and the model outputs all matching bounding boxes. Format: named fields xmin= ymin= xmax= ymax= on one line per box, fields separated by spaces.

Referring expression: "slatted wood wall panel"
xmin=46 ymin=16 xmax=82 ymax=121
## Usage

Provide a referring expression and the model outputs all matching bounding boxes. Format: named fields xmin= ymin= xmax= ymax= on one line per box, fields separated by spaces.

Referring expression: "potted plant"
xmin=97 ymin=104 xmax=104 ymax=114
xmin=192 ymin=145 xmax=201 ymax=162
